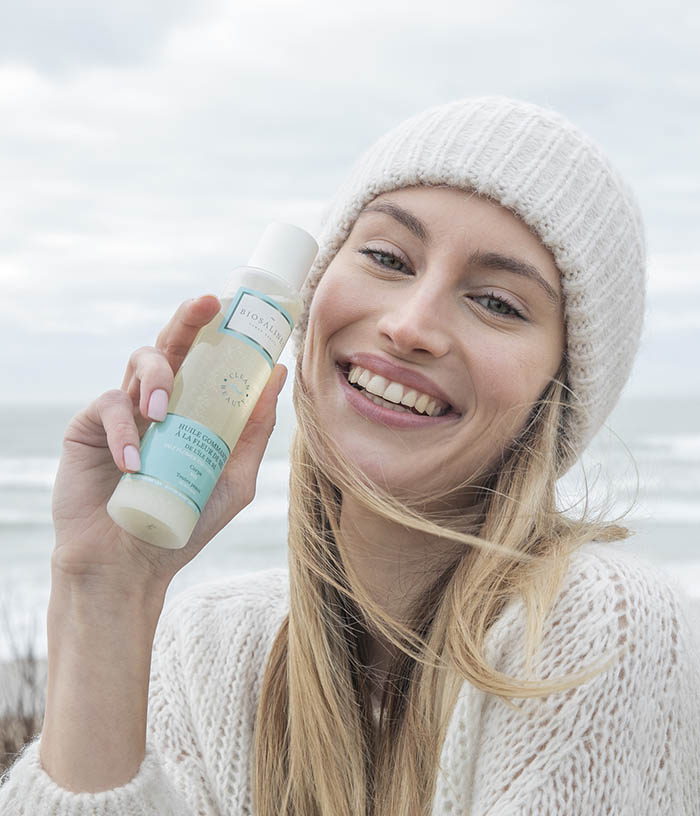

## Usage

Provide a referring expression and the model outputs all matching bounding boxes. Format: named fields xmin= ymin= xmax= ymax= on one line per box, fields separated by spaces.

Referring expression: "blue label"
xmin=131 ymin=414 xmax=231 ymax=515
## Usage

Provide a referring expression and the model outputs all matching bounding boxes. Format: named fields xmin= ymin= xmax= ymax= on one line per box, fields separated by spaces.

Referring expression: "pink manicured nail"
xmin=124 ymin=445 xmax=141 ymax=472
xmin=148 ymin=389 xmax=169 ymax=421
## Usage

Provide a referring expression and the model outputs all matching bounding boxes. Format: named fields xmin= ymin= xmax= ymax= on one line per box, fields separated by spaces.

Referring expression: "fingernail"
xmin=124 ymin=445 xmax=141 ymax=472
xmin=148 ymin=389 xmax=169 ymax=421
xmin=277 ymin=367 xmax=288 ymax=394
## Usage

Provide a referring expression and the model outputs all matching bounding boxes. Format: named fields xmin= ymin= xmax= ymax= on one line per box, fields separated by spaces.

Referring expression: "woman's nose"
xmin=375 ymin=282 xmax=452 ymax=357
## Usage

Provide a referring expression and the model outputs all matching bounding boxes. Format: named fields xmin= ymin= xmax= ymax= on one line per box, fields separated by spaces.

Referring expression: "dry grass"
xmin=1 ymin=710 xmax=44 ymax=776
xmin=0 ymin=598 xmax=46 ymax=777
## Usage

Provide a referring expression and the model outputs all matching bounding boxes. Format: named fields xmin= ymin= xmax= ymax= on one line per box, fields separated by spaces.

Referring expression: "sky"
xmin=0 ymin=0 xmax=698 ymax=407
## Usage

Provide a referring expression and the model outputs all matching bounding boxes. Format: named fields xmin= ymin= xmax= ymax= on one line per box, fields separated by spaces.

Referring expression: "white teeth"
xmin=414 ymin=393 xmax=430 ymax=414
xmin=365 ymin=375 xmax=389 ymax=396
xmin=364 ymin=392 xmax=413 ymax=412
xmin=382 ymin=382 xmax=404 ymax=403
xmin=357 ymin=369 xmax=372 ymax=388
xmin=400 ymin=389 xmax=418 ymax=408
xmin=343 ymin=364 xmax=450 ymax=416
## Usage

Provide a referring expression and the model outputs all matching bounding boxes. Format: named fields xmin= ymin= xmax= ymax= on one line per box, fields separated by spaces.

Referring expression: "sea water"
xmin=1 ymin=396 xmax=699 ymax=661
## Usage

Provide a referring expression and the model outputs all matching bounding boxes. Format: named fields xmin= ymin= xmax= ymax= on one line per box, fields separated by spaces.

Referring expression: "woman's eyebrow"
xmin=360 ymin=202 xmax=429 ymax=243
xmin=358 ymin=201 xmax=560 ymax=307
xmin=468 ymin=250 xmax=561 ymax=307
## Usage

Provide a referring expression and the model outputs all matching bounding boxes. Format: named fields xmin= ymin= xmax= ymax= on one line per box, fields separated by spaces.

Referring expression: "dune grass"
xmin=0 ymin=599 xmax=45 ymax=776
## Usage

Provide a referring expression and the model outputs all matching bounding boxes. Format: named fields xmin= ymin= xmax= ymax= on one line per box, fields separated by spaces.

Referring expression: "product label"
xmin=218 ymin=286 xmax=294 ymax=369
xmin=132 ymin=414 xmax=231 ymax=515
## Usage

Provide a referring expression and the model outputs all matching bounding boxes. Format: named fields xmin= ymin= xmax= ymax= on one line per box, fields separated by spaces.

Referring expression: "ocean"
xmin=1 ymin=395 xmax=699 ymax=662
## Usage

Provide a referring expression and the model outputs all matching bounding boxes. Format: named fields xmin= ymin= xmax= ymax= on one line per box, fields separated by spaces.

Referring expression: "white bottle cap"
xmin=247 ymin=222 xmax=319 ymax=292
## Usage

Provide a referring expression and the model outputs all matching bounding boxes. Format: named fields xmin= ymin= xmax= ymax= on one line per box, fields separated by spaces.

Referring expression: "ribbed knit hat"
xmin=294 ymin=96 xmax=647 ymax=476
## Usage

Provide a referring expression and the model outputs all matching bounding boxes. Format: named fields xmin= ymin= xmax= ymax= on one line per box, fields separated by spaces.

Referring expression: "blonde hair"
xmin=253 ymin=352 xmax=631 ymax=815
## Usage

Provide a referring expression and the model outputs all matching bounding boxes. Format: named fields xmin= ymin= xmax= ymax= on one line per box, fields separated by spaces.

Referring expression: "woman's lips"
xmin=339 ymin=352 xmax=456 ymax=411
xmin=336 ymin=365 xmax=460 ymax=429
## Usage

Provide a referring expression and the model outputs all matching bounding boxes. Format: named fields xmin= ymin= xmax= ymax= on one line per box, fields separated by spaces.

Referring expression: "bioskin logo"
xmin=220 ymin=371 xmax=251 ymax=408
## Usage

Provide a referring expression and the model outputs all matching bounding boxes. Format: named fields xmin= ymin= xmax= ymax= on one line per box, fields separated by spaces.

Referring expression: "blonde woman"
xmin=2 ymin=97 xmax=699 ymax=815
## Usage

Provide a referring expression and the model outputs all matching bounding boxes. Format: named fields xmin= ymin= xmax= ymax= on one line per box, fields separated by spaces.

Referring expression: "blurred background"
xmin=0 ymin=0 xmax=698 ymax=661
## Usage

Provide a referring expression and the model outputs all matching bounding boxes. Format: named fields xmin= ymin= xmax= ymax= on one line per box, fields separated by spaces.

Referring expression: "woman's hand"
xmin=50 ymin=294 xmax=287 ymax=596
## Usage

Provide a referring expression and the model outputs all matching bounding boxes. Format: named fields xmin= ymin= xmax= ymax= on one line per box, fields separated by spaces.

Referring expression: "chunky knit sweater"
xmin=2 ymin=542 xmax=699 ymax=815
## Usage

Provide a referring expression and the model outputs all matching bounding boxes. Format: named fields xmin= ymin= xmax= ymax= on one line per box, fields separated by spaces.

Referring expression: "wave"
xmin=640 ymin=434 xmax=700 ymax=461
xmin=0 ymin=457 xmax=291 ymax=527
xmin=0 ymin=458 xmax=58 ymax=488
xmin=0 ymin=457 xmax=290 ymax=489
xmin=624 ymin=500 xmax=700 ymax=523
xmin=1 ymin=452 xmax=698 ymax=527
xmin=0 ymin=498 xmax=290 ymax=528
xmin=0 ymin=510 xmax=53 ymax=526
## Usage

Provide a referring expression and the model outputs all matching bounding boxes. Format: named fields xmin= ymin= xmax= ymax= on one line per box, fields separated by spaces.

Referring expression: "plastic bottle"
xmin=106 ymin=222 xmax=318 ymax=549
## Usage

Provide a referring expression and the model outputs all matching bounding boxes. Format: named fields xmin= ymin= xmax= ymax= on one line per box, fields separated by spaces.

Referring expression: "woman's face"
xmin=301 ymin=186 xmax=565 ymax=501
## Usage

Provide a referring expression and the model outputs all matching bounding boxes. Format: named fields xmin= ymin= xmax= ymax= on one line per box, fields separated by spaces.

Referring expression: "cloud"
xmin=0 ymin=0 xmax=218 ymax=74
xmin=0 ymin=0 xmax=698 ymax=401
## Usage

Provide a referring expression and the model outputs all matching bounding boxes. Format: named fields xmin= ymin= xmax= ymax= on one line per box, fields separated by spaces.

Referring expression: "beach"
xmin=1 ymin=394 xmax=699 ymax=676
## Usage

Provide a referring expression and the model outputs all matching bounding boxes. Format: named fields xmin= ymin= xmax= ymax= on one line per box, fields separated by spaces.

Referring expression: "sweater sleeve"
xmin=469 ymin=547 xmax=700 ymax=816
xmin=0 ymin=584 xmax=226 ymax=815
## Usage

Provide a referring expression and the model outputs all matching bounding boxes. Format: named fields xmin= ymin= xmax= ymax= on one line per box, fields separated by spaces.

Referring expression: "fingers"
xmin=123 ymin=346 xmax=175 ymax=422
xmin=71 ymin=364 xmax=286 ymax=480
xmin=74 ymin=390 xmax=144 ymax=472
xmin=120 ymin=294 xmax=220 ymax=426
xmin=154 ymin=294 xmax=221 ymax=373
xmin=222 ymin=364 xmax=288 ymax=496
xmin=249 ymin=364 xmax=288 ymax=436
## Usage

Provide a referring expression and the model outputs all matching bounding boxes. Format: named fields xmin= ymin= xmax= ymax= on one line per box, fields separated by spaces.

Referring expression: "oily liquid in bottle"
xmin=106 ymin=223 xmax=317 ymax=549
xmin=166 ymin=292 xmax=302 ymax=450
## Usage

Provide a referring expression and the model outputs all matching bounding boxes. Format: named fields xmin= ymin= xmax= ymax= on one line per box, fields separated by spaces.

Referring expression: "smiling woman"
xmin=1 ymin=97 xmax=698 ymax=816
xmin=301 ymin=187 xmax=566 ymax=496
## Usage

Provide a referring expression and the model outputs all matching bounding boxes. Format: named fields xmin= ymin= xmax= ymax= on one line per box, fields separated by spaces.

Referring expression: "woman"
xmin=2 ymin=97 xmax=698 ymax=814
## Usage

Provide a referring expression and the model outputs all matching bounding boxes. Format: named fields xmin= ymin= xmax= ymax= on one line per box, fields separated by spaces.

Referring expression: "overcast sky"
xmin=0 ymin=0 xmax=698 ymax=406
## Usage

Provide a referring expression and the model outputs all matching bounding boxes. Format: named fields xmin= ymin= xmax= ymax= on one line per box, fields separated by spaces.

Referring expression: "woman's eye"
xmin=357 ymin=249 xmax=526 ymax=320
xmin=359 ymin=248 xmax=409 ymax=273
xmin=473 ymin=294 xmax=525 ymax=320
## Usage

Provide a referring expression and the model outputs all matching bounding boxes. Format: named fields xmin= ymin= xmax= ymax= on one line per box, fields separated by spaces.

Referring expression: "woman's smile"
xmin=335 ymin=362 xmax=461 ymax=429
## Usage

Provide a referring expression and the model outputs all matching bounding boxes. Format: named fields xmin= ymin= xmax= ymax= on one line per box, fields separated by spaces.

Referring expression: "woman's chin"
xmin=321 ymin=442 xmax=411 ymax=491
xmin=330 ymin=445 xmax=440 ymax=498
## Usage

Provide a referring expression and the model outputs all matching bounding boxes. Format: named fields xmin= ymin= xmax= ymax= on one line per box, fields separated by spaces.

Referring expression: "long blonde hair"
xmin=253 ymin=353 xmax=631 ymax=815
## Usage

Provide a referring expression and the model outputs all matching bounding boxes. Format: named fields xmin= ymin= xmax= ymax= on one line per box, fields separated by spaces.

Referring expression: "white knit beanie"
xmin=294 ymin=96 xmax=647 ymax=476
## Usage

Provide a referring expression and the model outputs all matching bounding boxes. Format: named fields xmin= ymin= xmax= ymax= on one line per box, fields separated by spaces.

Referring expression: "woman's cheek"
xmin=313 ymin=274 xmax=375 ymax=333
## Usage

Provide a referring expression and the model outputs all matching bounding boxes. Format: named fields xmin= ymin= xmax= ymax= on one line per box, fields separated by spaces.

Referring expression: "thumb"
xmin=273 ymin=363 xmax=288 ymax=397
xmin=233 ymin=363 xmax=287 ymax=455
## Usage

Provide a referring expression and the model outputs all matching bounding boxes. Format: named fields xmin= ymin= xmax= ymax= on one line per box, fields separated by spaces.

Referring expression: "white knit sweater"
xmin=2 ymin=542 xmax=699 ymax=815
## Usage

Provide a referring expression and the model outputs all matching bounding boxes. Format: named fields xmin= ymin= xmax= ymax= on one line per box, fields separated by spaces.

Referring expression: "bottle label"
xmin=218 ymin=287 xmax=294 ymax=369
xmin=131 ymin=414 xmax=231 ymax=515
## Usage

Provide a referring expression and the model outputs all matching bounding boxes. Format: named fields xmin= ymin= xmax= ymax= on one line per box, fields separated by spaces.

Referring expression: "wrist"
xmin=48 ymin=574 xmax=166 ymax=634
xmin=50 ymin=541 xmax=170 ymax=614
xmin=42 ymin=581 xmax=162 ymax=792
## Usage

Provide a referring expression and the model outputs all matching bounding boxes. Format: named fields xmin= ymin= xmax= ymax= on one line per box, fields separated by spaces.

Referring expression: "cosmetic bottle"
xmin=106 ymin=222 xmax=318 ymax=549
